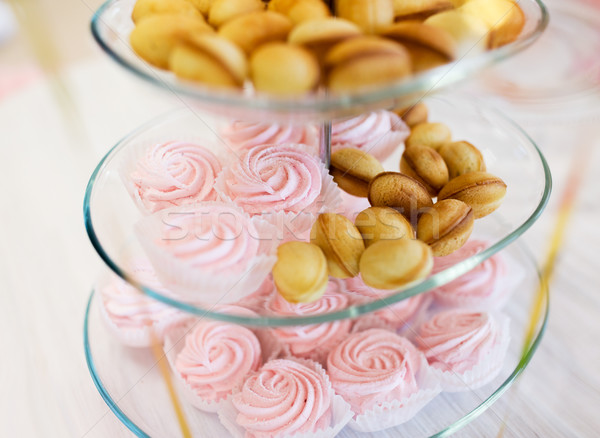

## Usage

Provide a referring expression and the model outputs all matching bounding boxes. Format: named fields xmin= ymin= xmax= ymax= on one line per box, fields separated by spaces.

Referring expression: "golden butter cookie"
xmin=355 ymin=206 xmax=414 ymax=247
xmin=359 ymin=238 xmax=433 ymax=289
xmin=330 ymin=148 xmax=385 ymax=197
xmin=438 ymin=171 xmax=507 ymax=219
xmin=250 ymin=42 xmax=320 ymax=95
xmin=273 ymin=241 xmax=328 ymax=303
xmin=130 ymin=14 xmax=213 ymax=68
xmin=219 ymin=11 xmax=293 ymax=54
xmin=417 ymin=198 xmax=474 ymax=256
xmin=310 ymin=213 xmax=365 ymax=278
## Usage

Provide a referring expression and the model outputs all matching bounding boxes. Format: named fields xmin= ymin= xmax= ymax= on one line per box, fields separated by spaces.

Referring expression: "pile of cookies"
xmin=129 ymin=0 xmax=525 ymax=94
xmin=274 ymin=103 xmax=507 ymax=301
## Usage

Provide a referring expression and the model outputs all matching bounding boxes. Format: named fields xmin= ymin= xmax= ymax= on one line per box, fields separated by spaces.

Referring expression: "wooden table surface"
xmin=1 ymin=23 xmax=600 ymax=438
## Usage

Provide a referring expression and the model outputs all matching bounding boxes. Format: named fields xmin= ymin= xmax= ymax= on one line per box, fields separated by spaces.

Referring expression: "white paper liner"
xmin=135 ymin=203 xmax=278 ymax=304
xmin=96 ymin=274 xmax=189 ymax=348
xmin=425 ymin=314 xmax=511 ymax=392
xmin=217 ymin=357 xmax=353 ymax=438
xmin=118 ymin=132 xmax=230 ymax=215
xmin=213 ymin=143 xmax=341 ymax=242
xmin=348 ymin=355 xmax=442 ymax=433
xmin=433 ymin=251 xmax=526 ymax=312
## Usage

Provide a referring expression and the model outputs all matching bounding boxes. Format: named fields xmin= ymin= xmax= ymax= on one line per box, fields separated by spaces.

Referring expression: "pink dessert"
xmin=327 ymin=328 xmax=423 ymax=415
xmin=216 ymin=144 xmax=325 ymax=215
xmin=331 ymin=110 xmax=409 ymax=161
xmin=136 ymin=202 xmax=277 ymax=303
xmin=231 ymin=359 xmax=334 ymax=438
xmin=174 ymin=319 xmax=262 ymax=405
xmin=432 ymin=240 xmax=509 ymax=309
xmin=416 ymin=310 xmax=509 ymax=390
xmin=215 ymin=144 xmax=338 ymax=240
xmin=266 ymin=284 xmax=353 ymax=364
xmin=99 ymin=260 xmax=185 ymax=347
xmin=221 ymin=120 xmax=319 ymax=153
xmin=341 ymin=275 xmax=428 ymax=330
xmin=128 ymin=141 xmax=222 ymax=213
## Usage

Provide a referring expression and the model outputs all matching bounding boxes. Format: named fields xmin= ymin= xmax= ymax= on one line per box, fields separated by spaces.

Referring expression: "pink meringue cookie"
xmin=331 ymin=110 xmax=409 ymax=161
xmin=231 ymin=359 xmax=334 ymax=438
xmin=340 ymin=275 xmax=429 ymax=332
xmin=416 ymin=310 xmax=508 ymax=387
xmin=174 ymin=320 xmax=262 ymax=404
xmin=216 ymin=144 xmax=324 ymax=215
xmin=222 ymin=120 xmax=319 ymax=153
xmin=215 ymin=144 xmax=339 ymax=241
xmin=266 ymin=284 xmax=353 ymax=364
xmin=432 ymin=240 xmax=509 ymax=309
xmin=99 ymin=260 xmax=185 ymax=347
xmin=327 ymin=329 xmax=424 ymax=415
xmin=136 ymin=202 xmax=277 ymax=303
xmin=128 ymin=141 xmax=222 ymax=213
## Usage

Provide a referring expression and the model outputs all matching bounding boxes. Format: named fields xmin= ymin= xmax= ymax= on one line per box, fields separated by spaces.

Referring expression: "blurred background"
xmin=1 ymin=0 xmax=599 ymax=437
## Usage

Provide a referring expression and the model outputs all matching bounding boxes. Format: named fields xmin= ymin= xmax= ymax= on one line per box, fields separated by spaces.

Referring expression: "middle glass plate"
xmin=84 ymin=96 xmax=551 ymax=326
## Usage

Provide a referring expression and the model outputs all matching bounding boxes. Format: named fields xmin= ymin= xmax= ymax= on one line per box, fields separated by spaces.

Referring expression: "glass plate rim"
xmin=83 ymin=98 xmax=552 ymax=326
xmin=83 ymin=242 xmax=550 ymax=437
xmin=90 ymin=0 xmax=549 ymax=115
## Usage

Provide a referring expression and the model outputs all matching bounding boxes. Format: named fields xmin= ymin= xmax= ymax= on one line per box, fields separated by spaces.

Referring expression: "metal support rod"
xmin=319 ymin=120 xmax=332 ymax=167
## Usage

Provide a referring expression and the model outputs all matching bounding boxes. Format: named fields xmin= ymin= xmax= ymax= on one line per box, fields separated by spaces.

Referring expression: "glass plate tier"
xmin=83 ymin=96 xmax=551 ymax=326
xmin=91 ymin=0 xmax=548 ymax=122
xmin=84 ymin=240 xmax=549 ymax=437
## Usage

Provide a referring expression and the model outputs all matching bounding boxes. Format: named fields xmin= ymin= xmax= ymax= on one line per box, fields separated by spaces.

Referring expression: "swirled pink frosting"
xmin=267 ymin=285 xmax=353 ymax=362
xmin=327 ymin=329 xmax=423 ymax=414
xmin=416 ymin=310 xmax=501 ymax=374
xmin=331 ymin=110 xmax=409 ymax=161
xmin=222 ymin=121 xmax=319 ymax=153
xmin=100 ymin=261 xmax=183 ymax=343
xmin=232 ymin=359 xmax=333 ymax=437
xmin=157 ymin=203 xmax=260 ymax=273
xmin=130 ymin=141 xmax=221 ymax=213
xmin=217 ymin=144 xmax=324 ymax=215
xmin=432 ymin=240 xmax=507 ymax=308
xmin=175 ymin=320 xmax=262 ymax=402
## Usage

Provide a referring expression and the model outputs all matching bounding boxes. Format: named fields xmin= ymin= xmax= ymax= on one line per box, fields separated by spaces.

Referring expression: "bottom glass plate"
xmin=84 ymin=241 xmax=548 ymax=438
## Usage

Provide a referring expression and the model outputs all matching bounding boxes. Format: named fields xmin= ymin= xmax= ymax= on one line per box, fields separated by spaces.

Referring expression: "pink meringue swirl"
xmin=232 ymin=359 xmax=333 ymax=437
xmin=130 ymin=141 xmax=222 ymax=213
xmin=157 ymin=203 xmax=260 ymax=273
xmin=217 ymin=144 xmax=324 ymax=215
xmin=331 ymin=110 xmax=409 ymax=161
xmin=327 ymin=329 xmax=422 ymax=414
xmin=432 ymin=240 xmax=507 ymax=308
xmin=267 ymin=285 xmax=353 ymax=362
xmin=175 ymin=320 xmax=262 ymax=402
xmin=416 ymin=310 xmax=500 ymax=374
xmin=101 ymin=261 xmax=179 ymax=330
xmin=222 ymin=120 xmax=318 ymax=153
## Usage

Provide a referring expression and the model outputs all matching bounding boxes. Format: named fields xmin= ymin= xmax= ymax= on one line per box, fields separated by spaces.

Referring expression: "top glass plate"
xmin=91 ymin=0 xmax=548 ymax=122
xmin=83 ymin=95 xmax=551 ymax=326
